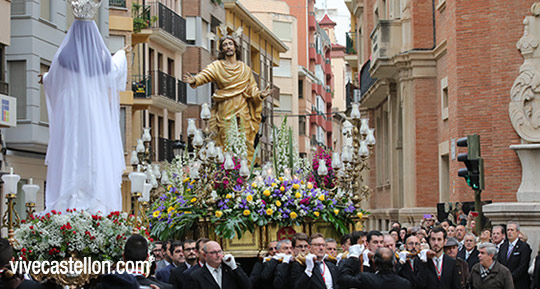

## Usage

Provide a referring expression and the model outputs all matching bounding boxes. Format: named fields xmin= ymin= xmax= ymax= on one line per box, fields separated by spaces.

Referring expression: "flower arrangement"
xmin=14 ymin=209 xmax=151 ymax=262
xmin=149 ymin=162 xmax=366 ymax=240
xmin=148 ymin=119 xmax=368 ymax=240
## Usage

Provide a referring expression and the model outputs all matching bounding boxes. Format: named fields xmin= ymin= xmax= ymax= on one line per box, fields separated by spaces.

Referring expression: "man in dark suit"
xmin=397 ymin=235 xmax=421 ymax=288
xmin=169 ymin=238 xmax=209 ymax=289
xmin=415 ymin=226 xmax=460 ymax=289
xmin=123 ymin=234 xmax=173 ymax=289
xmin=290 ymin=233 xmax=340 ymax=289
xmin=457 ymin=233 xmax=479 ymax=271
xmin=156 ymin=241 xmax=184 ymax=283
xmin=497 ymin=221 xmax=531 ymax=289
xmin=362 ymin=231 xmax=384 ymax=273
xmin=444 ymin=237 xmax=469 ymax=289
xmin=188 ymin=241 xmax=251 ymax=289
xmin=251 ymin=240 xmax=287 ymax=289
xmin=339 ymin=246 xmax=411 ymax=289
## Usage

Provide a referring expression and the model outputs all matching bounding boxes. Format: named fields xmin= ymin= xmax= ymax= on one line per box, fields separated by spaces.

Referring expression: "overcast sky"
xmin=315 ymin=0 xmax=351 ymax=45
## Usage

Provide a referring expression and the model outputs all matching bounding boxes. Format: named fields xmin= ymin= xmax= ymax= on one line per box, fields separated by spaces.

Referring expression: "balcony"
xmin=346 ymin=32 xmax=357 ymax=54
xmin=309 ymin=43 xmax=316 ymax=61
xmin=359 ymin=59 xmax=389 ymax=109
xmin=109 ymin=0 xmax=126 ymax=8
xmin=157 ymin=137 xmax=175 ymax=162
xmin=131 ymin=71 xmax=187 ymax=112
xmin=134 ymin=2 xmax=187 ymax=52
xmin=325 ymin=119 xmax=333 ymax=133
xmin=324 ymin=58 xmax=332 ymax=75
xmin=308 ymin=12 xmax=316 ymax=31
xmin=370 ymin=20 xmax=402 ymax=78
xmin=272 ymin=84 xmax=280 ymax=107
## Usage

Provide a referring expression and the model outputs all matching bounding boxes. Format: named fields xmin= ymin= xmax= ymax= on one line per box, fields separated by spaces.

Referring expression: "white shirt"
xmin=206 ymin=263 xmax=222 ymax=287
xmin=508 ymin=238 xmax=519 ymax=255
xmin=465 ymin=249 xmax=473 ymax=260
xmin=320 ymin=262 xmax=333 ymax=289
xmin=432 ymin=255 xmax=444 ymax=278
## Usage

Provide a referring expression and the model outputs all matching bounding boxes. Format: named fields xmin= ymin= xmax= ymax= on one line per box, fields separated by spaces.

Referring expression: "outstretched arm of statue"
xmin=183 ymin=73 xmax=196 ymax=85
xmin=260 ymin=85 xmax=273 ymax=99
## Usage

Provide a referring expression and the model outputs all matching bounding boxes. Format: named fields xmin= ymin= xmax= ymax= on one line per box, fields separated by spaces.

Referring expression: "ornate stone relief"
xmin=510 ymin=14 xmax=540 ymax=142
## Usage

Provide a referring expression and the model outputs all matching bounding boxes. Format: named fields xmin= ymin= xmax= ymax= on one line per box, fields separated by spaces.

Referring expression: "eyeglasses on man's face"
xmin=206 ymin=250 xmax=223 ymax=256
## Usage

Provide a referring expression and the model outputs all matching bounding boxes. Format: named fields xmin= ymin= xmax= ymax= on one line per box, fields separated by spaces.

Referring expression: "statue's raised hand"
xmin=183 ymin=73 xmax=195 ymax=85
xmin=261 ymin=85 xmax=273 ymax=98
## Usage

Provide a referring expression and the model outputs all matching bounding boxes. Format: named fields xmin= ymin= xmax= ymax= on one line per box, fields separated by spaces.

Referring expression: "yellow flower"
xmin=295 ymin=192 xmax=302 ymax=199
xmin=183 ymin=177 xmax=190 ymax=183
xmin=301 ymin=180 xmax=305 ymax=184
xmin=167 ymin=185 xmax=173 ymax=191
xmin=152 ymin=211 xmax=160 ymax=218
xmin=263 ymin=190 xmax=271 ymax=197
xmin=290 ymin=212 xmax=298 ymax=219
xmin=226 ymin=194 xmax=233 ymax=199
xmin=279 ymin=177 xmax=284 ymax=182
xmin=246 ymin=195 xmax=253 ymax=202
xmin=167 ymin=206 xmax=175 ymax=214
xmin=215 ymin=211 xmax=223 ymax=218
xmin=271 ymin=183 xmax=277 ymax=187
xmin=314 ymin=211 xmax=320 ymax=217
xmin=190 ymin=197 xmax=197 ymax=203
xmin=252 ymin=182 xmax=257 ymax=188
xmin=186 ymin=188 xmax=191 ymax=192
xmin=280 ymin=186 xmax=285 ymax=192
xmin=243 ymin=210 xmax=251 ymax=216
xmin=357 ymin=212 xmax=364 ymax=219
xmin=190 ymin=180 xmax=196 ymax=185
xmin=266 ymin=208 xmax=273 ymax=215
xmin=307 ymin=183 xmax=313 ymax=189
xmin=334 ymin=209 xmax=340 ymax=215
xmin=184 ymin=211 xmax=192 ymax=214
xmin=318 ymin=194 xmax=325 ymax=201
xmin=276 ymin=200 xmax=282 ymax=207
xmin=292 ymin=184 xmax=300 ymax=190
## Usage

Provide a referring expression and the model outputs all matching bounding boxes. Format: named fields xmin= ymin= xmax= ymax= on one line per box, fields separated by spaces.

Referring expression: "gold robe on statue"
xmin=191 ymin=60 xmax=263 ymax=161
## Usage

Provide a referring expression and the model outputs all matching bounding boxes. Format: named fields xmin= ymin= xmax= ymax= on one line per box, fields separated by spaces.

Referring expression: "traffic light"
xmin=457 ymin=134 xmax=484 ymax=190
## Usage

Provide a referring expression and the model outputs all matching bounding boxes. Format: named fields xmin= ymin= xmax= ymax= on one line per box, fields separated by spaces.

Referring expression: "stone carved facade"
xmin=510 ymin=9 xmax=540 ymax=142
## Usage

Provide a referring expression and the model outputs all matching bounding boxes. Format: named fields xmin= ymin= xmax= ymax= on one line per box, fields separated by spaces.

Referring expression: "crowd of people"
xmin=1 ymin=218 xmax=540 ymax=289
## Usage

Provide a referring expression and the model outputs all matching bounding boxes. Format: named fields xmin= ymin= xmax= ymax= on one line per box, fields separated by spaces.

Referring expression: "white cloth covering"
xmin=43 ymin=19 xmax=126 ymax=214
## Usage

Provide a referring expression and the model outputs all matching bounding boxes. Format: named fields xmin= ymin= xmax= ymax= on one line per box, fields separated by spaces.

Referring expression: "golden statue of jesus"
xmin=183 ymin=36 xmax=273 ymax=161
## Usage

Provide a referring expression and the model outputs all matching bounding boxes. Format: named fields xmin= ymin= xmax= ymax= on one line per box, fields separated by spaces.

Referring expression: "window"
xmin=273 ymin=21 xmax=292 ymax=41
xmin=201 ymin=20 xmax=209 ymax=50
xmin=298 ymin=80 xmax=303 ymax=99
xmin=168 ymin=119 xmax=175 ymax=140
xmin=440 ymin=154 xmax=450 ymax=202
xmin=441 ymin=76 xmax=448 ymax=120
xmin=273 ymin=59 xmax=291 ymax=77
xmin=11 ymin=0 xmax=26 ymax=15
xmin=278 ymin=94 xmax=292 ymax=112
xmin=40 ymin=0 xmax=51 ymax=21
xmin=120 ymin=107 xmax=126 ymax=149
xmin=8 ymin=61 xmax=26 ymax=119
xmin=40 ymin=64 xmax=50 ymax=123
xmin=108 ymin=35 xmax=125 ymax=54
xmin=66 ymin=1 xmax=75 ymax=29
xmin=168 ymin=58 xmax=175 ymax=76
xmin=299 ymin=116 xmax=306 ymax=135
xmin=186 ymin=17 xmax=196 ymax=45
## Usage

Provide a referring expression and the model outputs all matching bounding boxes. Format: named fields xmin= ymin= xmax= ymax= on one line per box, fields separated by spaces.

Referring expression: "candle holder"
xmin=2 ymin=193 xmax=20 ymax=245
xmin=130 ymin=192 xmax=142 ymax=234
xmin=25 ymin=202 xmax=36 ymax=220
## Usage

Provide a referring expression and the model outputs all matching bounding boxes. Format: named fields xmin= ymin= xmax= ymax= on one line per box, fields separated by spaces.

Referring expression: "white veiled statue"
xmin=42 ymin=0 xmax=126 ymax=213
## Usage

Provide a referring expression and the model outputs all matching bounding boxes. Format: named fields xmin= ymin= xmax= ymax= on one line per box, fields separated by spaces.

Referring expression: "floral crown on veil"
xmin=70 ymin=0 xmax=101 ymax=20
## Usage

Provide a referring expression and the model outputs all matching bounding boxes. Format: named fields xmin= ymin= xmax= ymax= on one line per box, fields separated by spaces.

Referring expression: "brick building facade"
xmin=345 ymin=0 xmax=534 ymax=229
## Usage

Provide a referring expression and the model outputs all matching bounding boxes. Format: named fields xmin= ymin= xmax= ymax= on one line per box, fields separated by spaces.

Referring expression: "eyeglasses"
xmin=311 ymin=243 xmax=325 ymax=248
xmin=206 ymin=250 xmax=223 ymax=256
